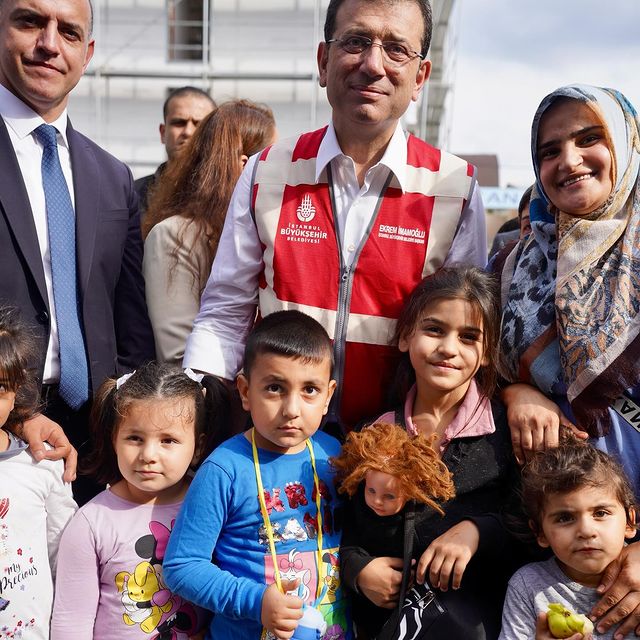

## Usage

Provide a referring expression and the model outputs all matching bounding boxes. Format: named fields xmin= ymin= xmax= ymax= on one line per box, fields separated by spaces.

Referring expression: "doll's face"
xmin=364 ymin=469 xmax=406 ymax=517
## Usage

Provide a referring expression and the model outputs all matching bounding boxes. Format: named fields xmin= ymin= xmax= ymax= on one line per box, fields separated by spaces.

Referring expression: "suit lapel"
xmin=0 ymin=116 xmax=49 ymax=307
xmin=67 ymin=120 xmax=99 ymax=295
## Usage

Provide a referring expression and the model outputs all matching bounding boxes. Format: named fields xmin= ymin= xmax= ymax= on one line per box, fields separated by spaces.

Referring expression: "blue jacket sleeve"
xmin=163 ymin=460 xmax=266 ymax=622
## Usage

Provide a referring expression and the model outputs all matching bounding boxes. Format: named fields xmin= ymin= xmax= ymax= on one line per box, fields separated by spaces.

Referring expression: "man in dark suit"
xmin=0 ymin=0 xmax=155 ymax=495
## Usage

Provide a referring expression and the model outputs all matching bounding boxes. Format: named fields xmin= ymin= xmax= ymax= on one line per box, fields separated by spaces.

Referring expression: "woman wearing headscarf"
xmin=499 ymin=84 xmax=640 ymax=638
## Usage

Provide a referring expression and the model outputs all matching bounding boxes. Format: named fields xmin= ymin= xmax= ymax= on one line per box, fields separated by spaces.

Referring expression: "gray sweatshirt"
xmin=500 ymin=557 xmax=612 ymax=639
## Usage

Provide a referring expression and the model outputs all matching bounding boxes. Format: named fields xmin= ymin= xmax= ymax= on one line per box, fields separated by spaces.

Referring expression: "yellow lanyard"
xmin=251 ymin=428 xmax=324 ymax=600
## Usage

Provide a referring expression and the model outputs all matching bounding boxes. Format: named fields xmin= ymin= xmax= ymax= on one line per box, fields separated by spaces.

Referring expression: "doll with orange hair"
xmin=331 ymin=422 xmax=455 ymax=637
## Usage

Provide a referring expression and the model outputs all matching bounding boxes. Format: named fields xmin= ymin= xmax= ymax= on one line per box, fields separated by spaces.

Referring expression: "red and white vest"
xmin=251 ymin=127 xmax=475 ymax=429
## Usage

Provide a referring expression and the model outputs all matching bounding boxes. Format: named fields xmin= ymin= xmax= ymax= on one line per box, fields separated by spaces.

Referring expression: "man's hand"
xmin=20 ymin=413 xmax=77 ymax=482
xmin=416 ymin=520 xmax=479 ymax=591
xmin=501 ymin=383 xmax=587 ymax=464
xmin=535 ymin=612 xmax=589 ymax=640
xmin=590 ymin=542 xmax=640 ymax=638
xmin=261 ymin=580 xmax=303 ymax=639
xmin=355 ymin=556 xmax=404 ymax=609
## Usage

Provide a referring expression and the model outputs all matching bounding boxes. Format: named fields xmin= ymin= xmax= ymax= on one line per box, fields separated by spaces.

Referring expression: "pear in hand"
xmin=547 ymin=603 xmax=595 ymax=638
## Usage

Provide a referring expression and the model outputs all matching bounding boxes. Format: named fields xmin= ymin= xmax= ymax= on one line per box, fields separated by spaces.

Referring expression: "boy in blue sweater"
xmin=164 ymin=311 xmax=351 ymax=639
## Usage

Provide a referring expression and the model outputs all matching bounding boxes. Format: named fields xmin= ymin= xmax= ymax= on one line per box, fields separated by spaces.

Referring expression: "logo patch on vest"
xmin=377 ymin=224 xmax=426 ymax=245
xmin=280 ymin=194 xmax=329 ymax=245
xmin=296 ymin=194 xmax=316 ymax=222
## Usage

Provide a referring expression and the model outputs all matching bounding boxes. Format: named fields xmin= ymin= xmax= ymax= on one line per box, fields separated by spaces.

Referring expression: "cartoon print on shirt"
xmin=279 ymin=549 xmax=312 ymax=601
xmin=262 ymin=547 xmax=347 ymax=640
xmin=111 ymin=520 xmax=201 ymax=639
xmin=134 ymin=519 xmax=174 ymax=566
xmin=320 ymin=551 xmax=340 ymax=604
xmin=116 ymin=561 xmax=173 ymax=633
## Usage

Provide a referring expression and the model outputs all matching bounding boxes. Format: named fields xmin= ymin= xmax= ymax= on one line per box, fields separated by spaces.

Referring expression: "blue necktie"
xmin=35 ymin=124 xmax=89 ymax=409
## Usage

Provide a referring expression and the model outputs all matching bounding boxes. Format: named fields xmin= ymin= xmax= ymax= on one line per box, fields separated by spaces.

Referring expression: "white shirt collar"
xmin=0 ymin=82 xmax=69 ymax=147
xmin=315 ymin=121 xmax=408 ymax=192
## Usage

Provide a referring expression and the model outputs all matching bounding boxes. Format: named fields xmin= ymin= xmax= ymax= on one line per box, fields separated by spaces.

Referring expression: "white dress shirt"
xmin=183 ymin=121 xmax=486 ymax=378
xmin=0 ymin=83 xmax=76 ymax=384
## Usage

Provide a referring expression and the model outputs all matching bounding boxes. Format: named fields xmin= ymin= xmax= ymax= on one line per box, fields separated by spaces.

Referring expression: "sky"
xmin=448 ymin=0 xmax=640 ymax=188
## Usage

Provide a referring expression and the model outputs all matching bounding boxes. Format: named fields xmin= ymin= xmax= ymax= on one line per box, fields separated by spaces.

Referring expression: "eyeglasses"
xmin=326 ymin=36 xmax=425 ymax=64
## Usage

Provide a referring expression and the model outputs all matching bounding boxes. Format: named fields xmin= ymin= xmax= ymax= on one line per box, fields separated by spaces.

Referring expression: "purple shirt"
xmin=51 ymin=489 xmax=206 ymax=640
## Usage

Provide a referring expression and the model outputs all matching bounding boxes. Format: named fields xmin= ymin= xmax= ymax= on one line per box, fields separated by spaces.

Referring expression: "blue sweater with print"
xmin=163 ymin=431 xmax=350 ymax=640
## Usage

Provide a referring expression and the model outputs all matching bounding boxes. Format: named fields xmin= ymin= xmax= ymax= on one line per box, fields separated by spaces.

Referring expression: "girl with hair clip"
xmin=142 ymin=99 xmax=276 ymax=364
xmin=0 ymin=306 xmax=77 ymax=640
xmin=499 ymin=85 xmax=640 ymax=637
xmin=331 ymin=422 xmax=455 ymax=636
xmin=51 ymin=362 xmax=230 ymax=640
xmin=342 ymin=266 xmax=521 ymax=639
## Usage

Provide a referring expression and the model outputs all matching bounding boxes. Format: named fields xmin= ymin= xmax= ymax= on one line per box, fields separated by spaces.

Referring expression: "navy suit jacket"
xmin=0 ymin=115 xmax=155 ymax=393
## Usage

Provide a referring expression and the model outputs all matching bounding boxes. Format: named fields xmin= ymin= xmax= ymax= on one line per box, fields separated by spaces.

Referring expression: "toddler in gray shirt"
xmin=499 ymin=443 xmax=637 ymax=639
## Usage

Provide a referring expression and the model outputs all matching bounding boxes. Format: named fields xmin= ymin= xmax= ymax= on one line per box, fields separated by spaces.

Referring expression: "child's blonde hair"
xmin=330 ymin=422 xmax=455 ymax=515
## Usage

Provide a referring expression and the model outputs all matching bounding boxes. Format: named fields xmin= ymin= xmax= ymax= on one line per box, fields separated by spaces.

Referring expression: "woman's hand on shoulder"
xmin=500 ymin=383 xmax=588 ymax=464
xmin=355 ymin=556 xmax=404 ymax=609
xmin=590 ymin=541 xmax=640 ymax=638
xmin=416 ymin=520 xmax=479 ymax=591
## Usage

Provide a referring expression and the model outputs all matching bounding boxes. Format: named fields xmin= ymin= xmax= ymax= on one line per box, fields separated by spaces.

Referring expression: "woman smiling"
xmin=498 ymin=84 xmax=640 ymax=638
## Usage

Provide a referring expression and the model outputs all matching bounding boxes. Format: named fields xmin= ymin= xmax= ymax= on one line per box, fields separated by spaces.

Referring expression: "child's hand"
xmin=535 ymin=612 xmax=590 ymax=640
xmin=416 ymin=520 xmax=479 ymax=591
xmin=355 ymin=556 xmax=404 ymax=609
xmin=261 ymin=581 xmax=303 ymax=639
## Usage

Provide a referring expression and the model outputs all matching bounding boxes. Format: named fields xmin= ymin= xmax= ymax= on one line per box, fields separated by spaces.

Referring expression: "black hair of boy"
xmin=243 ymin=310 xmax=334 ymax=379
xmin=522 ymin=442 xmax=637 ymax=536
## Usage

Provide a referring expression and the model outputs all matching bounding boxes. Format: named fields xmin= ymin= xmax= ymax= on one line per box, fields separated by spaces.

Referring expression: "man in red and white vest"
xmin=184 ymin=0 xmax=486 ymax=430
